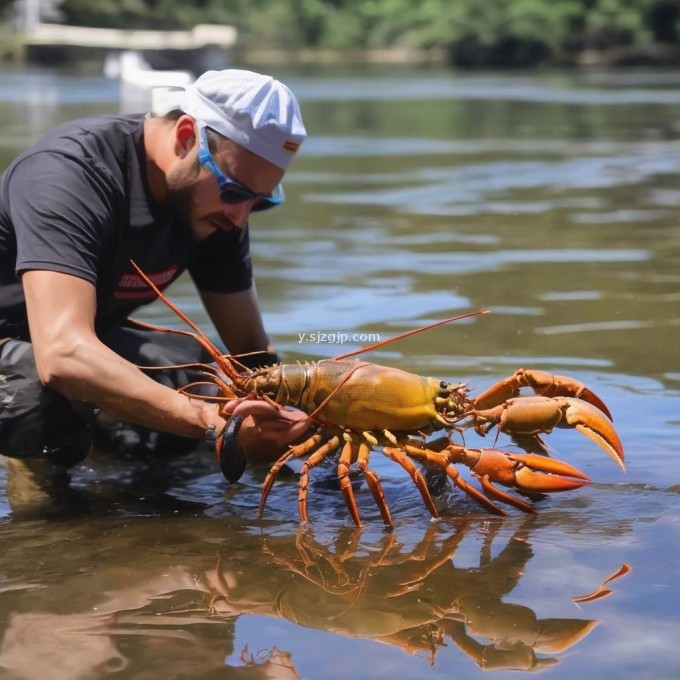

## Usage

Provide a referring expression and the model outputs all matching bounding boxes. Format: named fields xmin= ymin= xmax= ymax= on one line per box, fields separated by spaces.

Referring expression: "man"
xmin=0 ymin=69 xmax=309 ymax=484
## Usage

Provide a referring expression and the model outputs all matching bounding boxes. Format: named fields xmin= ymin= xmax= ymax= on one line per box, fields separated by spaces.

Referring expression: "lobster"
xmin=130 ymin=262 xmax=625 ymax=527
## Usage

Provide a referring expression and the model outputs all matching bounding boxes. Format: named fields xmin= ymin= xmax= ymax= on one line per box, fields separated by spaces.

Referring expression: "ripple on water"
xmin=303 ymin=153 xmax=680 ymax=216
xmin=302 ymin=137 xmax=680 ymax=159
xmin=289 ymin=76 xmax=680 ymax=105
xmin=259 ymin=248 xmax=649 ymax=283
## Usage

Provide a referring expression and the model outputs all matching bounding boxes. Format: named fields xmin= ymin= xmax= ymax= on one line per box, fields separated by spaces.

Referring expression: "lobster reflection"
xmin=204 ymin=522 xmax=597 ymax=671
xmin=0 ymin=508 xmax=610 ymax=677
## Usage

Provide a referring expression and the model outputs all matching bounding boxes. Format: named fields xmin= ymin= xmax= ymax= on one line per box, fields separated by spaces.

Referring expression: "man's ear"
xmin=175 ymin=116 xmax=197 ymax=157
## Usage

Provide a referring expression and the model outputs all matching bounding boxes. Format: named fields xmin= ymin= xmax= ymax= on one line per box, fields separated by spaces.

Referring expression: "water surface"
xmin=0 ymin=65 xmax=678 ymax=679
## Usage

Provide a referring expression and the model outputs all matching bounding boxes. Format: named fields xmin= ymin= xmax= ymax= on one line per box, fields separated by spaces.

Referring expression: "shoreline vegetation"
xmin=0 ymin=0 xmax=678 ymax=69
xmin=3 ymin=43 xmax=678 ymax=71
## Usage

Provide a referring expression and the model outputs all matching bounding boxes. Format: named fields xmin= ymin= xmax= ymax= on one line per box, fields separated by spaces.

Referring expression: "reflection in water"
xmin=0 ymin=71 xmax=118 ymax=144
xmin=237 ymin=646 xmax=302 ymax=680
xmin=571 ymin=563 xmax=632 ymax=604
xmin=0 ymin=519 xmax=606 ymax=677
xmin=208 ymin=523 xmax=598 ymax=671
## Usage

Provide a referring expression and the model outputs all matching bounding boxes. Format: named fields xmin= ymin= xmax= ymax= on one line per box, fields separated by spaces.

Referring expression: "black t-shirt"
xmin=0 ymin=114 xmax=252 ymax=340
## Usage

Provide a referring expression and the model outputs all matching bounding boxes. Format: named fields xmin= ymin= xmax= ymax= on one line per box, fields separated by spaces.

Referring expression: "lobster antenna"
xmin=128 ymin=260 xmax=240 ymax=381
xmin=332 ymin=309 xmax=490 ymax=360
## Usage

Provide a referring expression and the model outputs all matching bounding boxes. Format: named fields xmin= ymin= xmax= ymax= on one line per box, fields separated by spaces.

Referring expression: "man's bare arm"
xmin=22 ymin=269 xmax=224 ymax=438
xmin=199 ymin=285 xmax=273 ymax=357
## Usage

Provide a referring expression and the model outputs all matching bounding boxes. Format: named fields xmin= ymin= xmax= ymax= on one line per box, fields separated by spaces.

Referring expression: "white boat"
xmin=104 ymin=51 xmax=194 ymax=89
xmin=105 ymin=51 xmax=194 ymax=113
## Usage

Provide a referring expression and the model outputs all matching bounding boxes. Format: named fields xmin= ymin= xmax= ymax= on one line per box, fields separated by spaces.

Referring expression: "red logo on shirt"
xmin=114 ymin=265 xmax=179 ymax=299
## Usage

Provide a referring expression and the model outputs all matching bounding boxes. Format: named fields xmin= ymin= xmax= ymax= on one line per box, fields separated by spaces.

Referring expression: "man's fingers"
xmin=221 ymin=400 xmax=314 ymax=464
xmin=257 ymin=419 xmax=312 ymax=446
xmin=228 ymin=399 xmax=309 ymax=427
xmin=228 ymin=400 xmax=281 ymax=418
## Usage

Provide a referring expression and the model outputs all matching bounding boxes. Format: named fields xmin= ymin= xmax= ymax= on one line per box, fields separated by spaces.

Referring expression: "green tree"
xmin=6 ymin=0 xmax=679 ymax=65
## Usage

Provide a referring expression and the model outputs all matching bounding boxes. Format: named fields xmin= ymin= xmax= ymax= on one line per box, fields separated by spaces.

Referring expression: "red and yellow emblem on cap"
xmin=282 ymin=140 xmax=301 ymax=153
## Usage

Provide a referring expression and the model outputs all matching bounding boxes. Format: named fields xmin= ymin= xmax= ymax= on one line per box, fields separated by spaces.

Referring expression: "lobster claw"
xmin=405 ymin=443 xmax=592 ymax=515
xmin=468 ymin=448 xmax=591 ymax=513
xmin=560 ymin=397 xmax=624 ymax=470
xmin=473 ymin=369 xmax=613 ymax=421
xmin=510 ymin=453 xmax=591 ymax=492
xmin=215 ymin=414 xmax=248 ymax=483
xmin=472 ymin=396 xmax=625 ymax=471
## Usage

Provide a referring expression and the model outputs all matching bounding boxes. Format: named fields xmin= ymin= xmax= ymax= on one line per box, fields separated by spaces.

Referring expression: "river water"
xmin=0 ymin=65 xmax=678 ymax=679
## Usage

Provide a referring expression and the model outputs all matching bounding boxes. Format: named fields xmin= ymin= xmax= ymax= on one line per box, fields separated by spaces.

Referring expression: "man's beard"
xmin=165 ymin=183 xmax=194 ymax=234
xmin=165 ymin=176 xmax=238 ymax=238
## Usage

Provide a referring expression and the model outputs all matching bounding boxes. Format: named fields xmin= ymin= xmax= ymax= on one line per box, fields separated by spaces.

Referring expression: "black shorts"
xmin=0 ymin=324 xmax=214 ymax=467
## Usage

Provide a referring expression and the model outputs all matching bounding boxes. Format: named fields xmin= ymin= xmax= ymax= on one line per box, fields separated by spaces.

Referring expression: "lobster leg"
xmin=259 ymin=433 xmax=325 ymax=517
xmin=382 ymin=446 xmax=439 ymax=519
xmin=298 ymin=435 xmax=341 ymax=524
xmin=338 ymin=440 xmax=363 ymax=526
xmin=403 ymin=445 xmax=507 ymax=515
xmin=445 ymin=464 xmax=508 ymax=515
xmin=477 ymin=475 xmax=536 ymax=513
xmin=356 ymin=441 xmax=393 ymax=526
xmin=473 ymin=368 xmax=613 ymax=421
xmin=338 ymin=438 xmax=399 ymax=527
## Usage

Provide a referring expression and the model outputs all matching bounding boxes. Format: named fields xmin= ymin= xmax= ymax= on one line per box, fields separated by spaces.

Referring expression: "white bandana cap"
xmin=175 ymin=69 xmax=306 ymax=170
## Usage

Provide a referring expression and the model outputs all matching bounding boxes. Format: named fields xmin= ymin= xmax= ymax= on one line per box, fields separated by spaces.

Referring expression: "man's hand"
xmin=212 ymin=400 xmax=313 ymax=481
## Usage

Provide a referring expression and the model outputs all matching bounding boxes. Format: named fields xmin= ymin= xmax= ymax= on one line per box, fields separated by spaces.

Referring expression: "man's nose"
xmin=223 ymin=201 xmax=254 ymax=229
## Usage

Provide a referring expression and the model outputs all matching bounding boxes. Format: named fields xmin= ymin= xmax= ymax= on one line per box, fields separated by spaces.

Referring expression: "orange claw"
xmin=469 ymin=448 xmax=590 ymax=498
xmin=473 ymin=369 xmax=613 ymax=421
xmin=468 ymin=447 xmax=590 ymax=513
xmin=473 ymin=396 xmax=625 ymax=471
xmin=562 ymin=398 xmax=625 ymax=470
xmin=512 ymin=454 xmax=591 ymax=492
xmin=404 ymin=444 xmax=590 ymax=515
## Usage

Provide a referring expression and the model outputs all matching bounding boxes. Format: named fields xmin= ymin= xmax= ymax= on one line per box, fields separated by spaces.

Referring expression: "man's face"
xmin=166 ymin=133 xmax=285 ymax=241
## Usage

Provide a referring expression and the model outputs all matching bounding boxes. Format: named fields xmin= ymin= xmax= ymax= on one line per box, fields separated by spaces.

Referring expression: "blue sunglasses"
xmin=197 ymin=125 xmax=284 ymax=212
